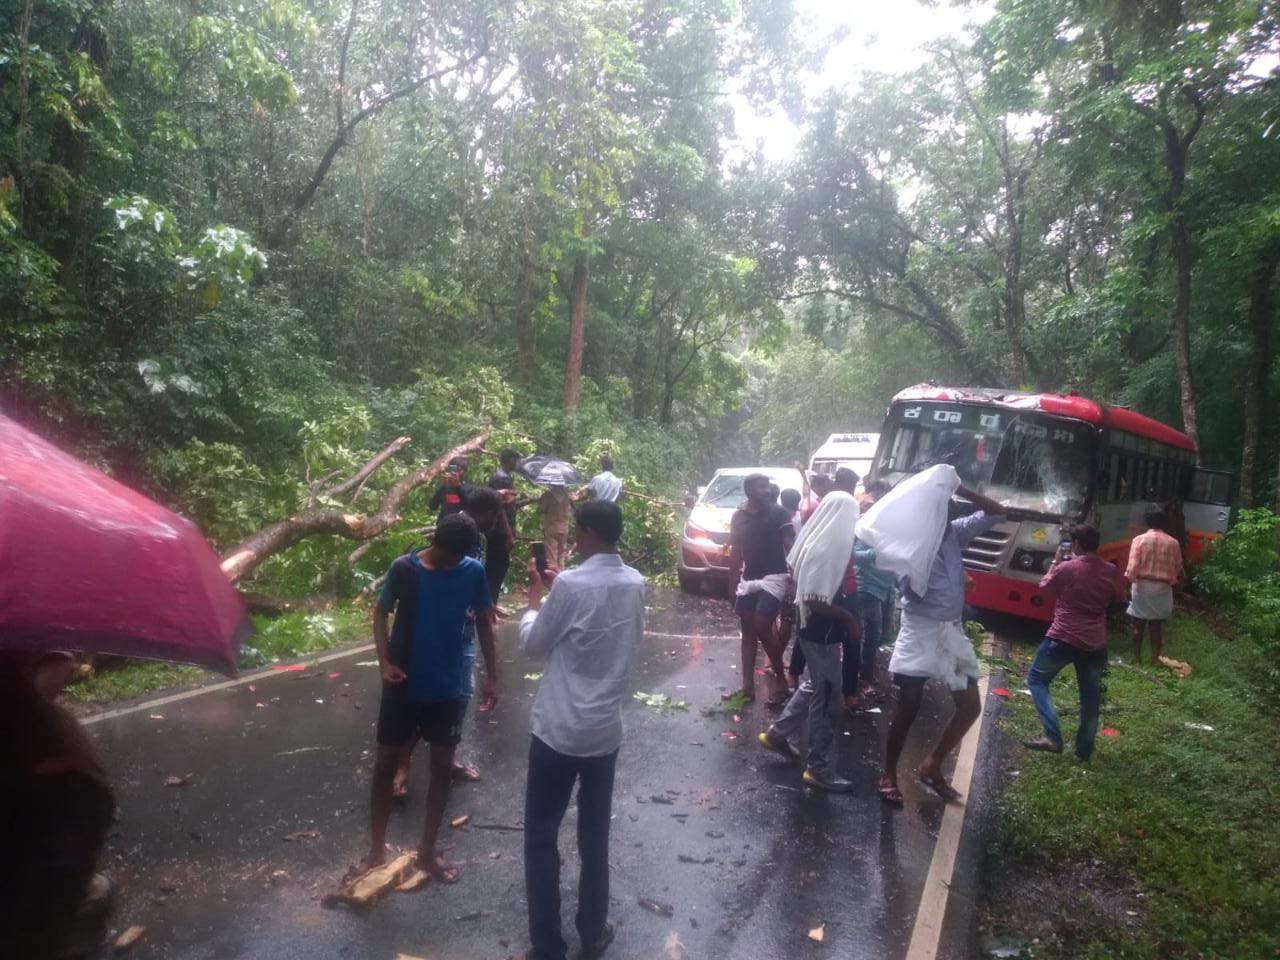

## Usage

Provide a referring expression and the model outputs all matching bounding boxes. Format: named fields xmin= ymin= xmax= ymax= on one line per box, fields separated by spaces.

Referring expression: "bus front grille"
xmin=963 ymin=530 xmax=1012 ymax=571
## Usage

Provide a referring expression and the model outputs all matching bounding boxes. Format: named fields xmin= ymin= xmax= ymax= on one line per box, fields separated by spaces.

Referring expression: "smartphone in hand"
xmin=1058 ymin=538 xmax=1073 ymax=560
xmin=531 ymin=541 xmax=547 ymax=576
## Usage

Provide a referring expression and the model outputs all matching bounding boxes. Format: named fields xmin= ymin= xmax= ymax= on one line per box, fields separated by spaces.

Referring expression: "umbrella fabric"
xmin=516 ymin=454 xmax=583 ymax=487
xmin=0 ymin=415 xmax=249 ymax=674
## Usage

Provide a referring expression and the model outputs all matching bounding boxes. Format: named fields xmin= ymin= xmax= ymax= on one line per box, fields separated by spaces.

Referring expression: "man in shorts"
xmin=726 ymin=473 xmax=795 ymax=704
xmin=366 ymin=513 xmax=498 ymax=880
xmin=877 ymin=485 xmax=1006 ymax=806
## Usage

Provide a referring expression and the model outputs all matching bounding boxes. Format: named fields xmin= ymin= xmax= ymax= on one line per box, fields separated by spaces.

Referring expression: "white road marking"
xmin=83 ymin=629 xmax=735 ymax=725
xmin=81 ymin=643 xmax=376 ymax=726
xmin=904 ymin=673 xmax=991 ymax=960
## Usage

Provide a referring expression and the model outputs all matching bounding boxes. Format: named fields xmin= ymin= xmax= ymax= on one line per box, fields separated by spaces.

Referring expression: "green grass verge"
xmin=989 ymin=613 xmax=1280 ymax=959
xmin=65 ymin=605 xmax=371 ymax=707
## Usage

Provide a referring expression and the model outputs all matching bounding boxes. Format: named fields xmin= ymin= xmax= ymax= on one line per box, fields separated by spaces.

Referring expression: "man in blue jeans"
xmin=518 ymin=501 xmax=646 ymax=960
xmin=1025 ymin=524 xmax=1124 ymax=761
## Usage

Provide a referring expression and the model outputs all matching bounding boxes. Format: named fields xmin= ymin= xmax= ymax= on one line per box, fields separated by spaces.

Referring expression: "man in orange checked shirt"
xmin=1125 ymin=508 xmax=1183 ymax=665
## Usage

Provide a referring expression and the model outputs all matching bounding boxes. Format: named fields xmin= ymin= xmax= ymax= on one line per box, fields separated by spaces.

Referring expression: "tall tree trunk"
xmin=1002 ymin=169 xmax=1029 ymax=387
xmin=1162 ymin=127 xmax=1201 ymax=458
xmin=1239 ymin=241 xmax=1280 ymax=507
xmin=562 ymin=256 xmax=589 ymax=409
xmin=513 ymin=255 xmax=536 ymax=382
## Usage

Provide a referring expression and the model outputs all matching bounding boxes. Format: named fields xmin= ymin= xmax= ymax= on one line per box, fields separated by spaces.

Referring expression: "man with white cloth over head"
xmin=757 ymin=490 xmax=862 ymax=791
xmin=871 ymin=479 xmax=1007 ymax=806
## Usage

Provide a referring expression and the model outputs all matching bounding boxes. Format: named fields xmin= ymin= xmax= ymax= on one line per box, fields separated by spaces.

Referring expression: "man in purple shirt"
xmin=1025 ymin=524 xmax=1123 ymax=761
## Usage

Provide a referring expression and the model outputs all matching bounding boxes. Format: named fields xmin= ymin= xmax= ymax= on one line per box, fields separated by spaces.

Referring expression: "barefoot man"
xmin=877 ymin=486 xmax=1006 ymax=806
xmin=366 ymin=513 xmax=498 ymax=879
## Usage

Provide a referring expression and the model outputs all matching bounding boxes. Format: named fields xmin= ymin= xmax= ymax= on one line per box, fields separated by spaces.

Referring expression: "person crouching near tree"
xmin=365 ymin=513 xmax=498 ymax=881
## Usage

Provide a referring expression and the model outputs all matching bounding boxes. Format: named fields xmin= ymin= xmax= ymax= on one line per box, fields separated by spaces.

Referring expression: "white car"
xmin=809 ymin=432 xmax=879 ymax=484
xmin=677 ymin=466 xmax=805 ymax=593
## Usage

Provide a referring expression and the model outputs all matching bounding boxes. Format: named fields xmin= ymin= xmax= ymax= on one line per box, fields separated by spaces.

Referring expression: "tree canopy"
xmin=2 ymin=0 xmax=1279 ymax=595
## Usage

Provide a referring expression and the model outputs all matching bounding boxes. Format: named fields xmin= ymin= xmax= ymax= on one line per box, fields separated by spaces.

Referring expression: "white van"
xmin=809 ymin=432 xmax=880 ymax=481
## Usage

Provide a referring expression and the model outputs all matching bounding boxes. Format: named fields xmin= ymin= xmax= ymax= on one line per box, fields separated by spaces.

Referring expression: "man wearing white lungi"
xmin=1125 ymin=509 xmax=1183 ymax=665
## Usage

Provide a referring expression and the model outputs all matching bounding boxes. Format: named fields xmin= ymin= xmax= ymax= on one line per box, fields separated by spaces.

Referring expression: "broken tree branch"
xmin=220 ymin=431 xmax=489 ymax=584
xmin=322 ymin=435 xmax=412 ymax=501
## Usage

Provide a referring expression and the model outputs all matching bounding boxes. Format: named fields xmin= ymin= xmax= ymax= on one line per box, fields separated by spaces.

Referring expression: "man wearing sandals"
xmin=725 ymin=473 xmax=795 ymax=705
xmin=366 ymin=513 xmax=498 ymax=881
xmin=877 ymin=486 xmax=1006 ymax=806
xmin=518 ymin=501 xmax=645 ymax=960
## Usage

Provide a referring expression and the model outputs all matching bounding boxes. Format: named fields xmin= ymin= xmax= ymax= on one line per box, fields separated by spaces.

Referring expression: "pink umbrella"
xmin=0 ymin=414 xmax=249 ymax=674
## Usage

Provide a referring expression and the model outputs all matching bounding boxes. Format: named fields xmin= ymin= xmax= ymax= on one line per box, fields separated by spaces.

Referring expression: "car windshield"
xmin=700 ymin=474 xmax=749 ymax=508
xmin=876 ymin=404 xmax=1097 ymax=517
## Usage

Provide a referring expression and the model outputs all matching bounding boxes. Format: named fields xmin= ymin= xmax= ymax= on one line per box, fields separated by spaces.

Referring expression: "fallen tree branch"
xmin=220 ymin=431 xmax=489 ymax=584
xmin=321 ymin=435 xmax=412 ymax=501
xmin=238 ymin=592 xmax=340 ymax=617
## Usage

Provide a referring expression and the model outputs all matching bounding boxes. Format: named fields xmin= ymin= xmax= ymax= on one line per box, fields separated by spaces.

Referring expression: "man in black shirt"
xmin=485 ymin=448 xmax=522 ymax=602
xmin=726 ymin=474 xmax=795 ymax=704
xmin=429 ymin=457 xmax=471 ymax=522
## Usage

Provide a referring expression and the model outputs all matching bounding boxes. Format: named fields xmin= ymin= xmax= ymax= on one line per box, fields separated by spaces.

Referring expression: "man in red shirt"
xmin=1024 ymin=524 xmax=1124 ymax=761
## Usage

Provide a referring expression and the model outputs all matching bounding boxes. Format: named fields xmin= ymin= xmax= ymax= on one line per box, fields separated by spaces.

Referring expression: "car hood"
xmin=689 ymin=503 xmax=735 ymax=533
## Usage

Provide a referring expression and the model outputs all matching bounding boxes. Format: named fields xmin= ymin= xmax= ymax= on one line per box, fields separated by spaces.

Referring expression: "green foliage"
xmin=1193 ymin=509 xmax=1280 ymax=704
xmin=992 ymin=615 xmax=1280 ymax=959
xmin=240 ymin=607 xmax=368 ymax=668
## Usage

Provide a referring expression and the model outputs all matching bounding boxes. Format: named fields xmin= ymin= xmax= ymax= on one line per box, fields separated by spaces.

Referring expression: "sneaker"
xmin=757 ymin=730 xmax=799 ymax=760
xmin=802 ymin=768 xmax=854 ymax=792
xmin=1024 ymin=736 xmax=1063 ymax=754
xmin=580 ymin=920 xmax=616 ymax=959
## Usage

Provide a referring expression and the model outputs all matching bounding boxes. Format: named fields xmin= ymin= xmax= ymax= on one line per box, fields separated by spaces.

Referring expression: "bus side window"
xmin=1109 ymin=453 xmax=1121 ymax=501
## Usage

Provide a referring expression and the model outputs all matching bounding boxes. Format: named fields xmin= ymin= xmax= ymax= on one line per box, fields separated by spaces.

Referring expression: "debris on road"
xmin=284 ymin=829 xmax=321 ymax=842
xmin=990 ymin=687 xmax=1011 ymax=698
xmin=808 ymin=922 xmax=825 ymax=943
xmin=270 ymin=870 xmax=291 ymax=885
xmin=355 ymin=660 xmax=379 ymax=667
xmin=1100 ymin=727 xmax=1119 ymax=738
xmin=523 ymin=672 xmax=543 ymax=680
xmin=113 ymin=926 xmax=145 ymax=952
xmin=1158 ymin=656 xmax=1192 ymax=679
xmin=705 ymin=830 xmax=724 ymax=839
xmin=649 ymin=794 xmax=675 ymax=805
xmin=148 ymin=714 xmax=164 ymax=720
xmin=639 ymin=896 xmax=675 ymax=917
xmin=634 ymin=691 xmax=689 ymax=711
xmin=454 ymin=911 xmax=491 ymax=922
xmin=163 ymin=774 xmax=190 ymax=787
xmin=271 ymin=664 xmax=307 ymax=672
xmin=327 ymin=852 xmax=417 ymax=908
xmin=450 ymin=814 xmax=471 ymax=828
xmin=395 ymin=868 xmax=429 ymax=893
xmin=327 ymin=671 xmax=342 ymax=678
xmin=664 ymin=931 xmax=689 ymax=960
xmin=1184 ymin=721 xmax=1214 ymax=732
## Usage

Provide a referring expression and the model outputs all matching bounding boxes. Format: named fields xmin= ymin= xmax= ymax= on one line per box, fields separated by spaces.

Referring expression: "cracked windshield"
xmin=878 ymin=404 xmax=1095 ymax=517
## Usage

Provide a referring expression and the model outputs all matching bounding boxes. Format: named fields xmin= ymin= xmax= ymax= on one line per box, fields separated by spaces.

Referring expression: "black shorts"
xmin=376 ymin=684 xmax=466 ymax=748
xmin=892 ymin=672 xmax=928 ymax=689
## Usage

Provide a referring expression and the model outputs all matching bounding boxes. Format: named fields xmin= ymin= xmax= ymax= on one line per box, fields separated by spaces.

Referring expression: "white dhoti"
xmin=1127 ymin=579 xmax=1173 ymax=621
xmin=888 ymin=611 xmax=980 ymax=692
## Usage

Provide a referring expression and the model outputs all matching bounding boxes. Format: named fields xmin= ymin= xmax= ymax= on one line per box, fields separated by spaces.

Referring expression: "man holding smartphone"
xmin=1025 ymin=524 xmax=1124 ymax=761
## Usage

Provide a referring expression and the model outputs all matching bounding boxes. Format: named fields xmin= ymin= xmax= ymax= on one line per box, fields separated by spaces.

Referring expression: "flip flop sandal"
xmin=918 ymin=773 xmax=963 ymax=802
xmin=451 ymin=764 xmax=482 ymax=783
xmin=877 ymin=783 xmax=904 ymax=807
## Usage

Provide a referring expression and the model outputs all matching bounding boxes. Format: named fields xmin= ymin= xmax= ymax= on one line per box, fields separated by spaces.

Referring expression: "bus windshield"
xmin=876 ymin=403 xmax=1097 ymax=517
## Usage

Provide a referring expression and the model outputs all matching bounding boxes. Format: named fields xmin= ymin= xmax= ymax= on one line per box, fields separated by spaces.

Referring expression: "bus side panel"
xmin=966 ymin=569 xmax=1055 ymax=622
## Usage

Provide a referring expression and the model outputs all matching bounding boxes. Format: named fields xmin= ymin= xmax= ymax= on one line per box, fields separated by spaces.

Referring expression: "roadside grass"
xmin=65 ymin=605 xmax=370 ymax=706
xmin=987 ymin=612 xmax=1280 ymax=960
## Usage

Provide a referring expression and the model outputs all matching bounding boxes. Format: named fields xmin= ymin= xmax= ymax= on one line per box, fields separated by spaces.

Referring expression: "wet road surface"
xmin=88 ymin=587 xmax=984 ymax=960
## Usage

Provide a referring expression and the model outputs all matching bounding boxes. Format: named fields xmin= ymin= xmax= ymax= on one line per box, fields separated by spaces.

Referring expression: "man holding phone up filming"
xmin=1024 ymin=524 xmax=1124 ymax=761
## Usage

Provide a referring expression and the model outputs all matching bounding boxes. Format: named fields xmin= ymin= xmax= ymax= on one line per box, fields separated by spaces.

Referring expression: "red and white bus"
xmin=869 ymin=385 xmax=1233 ymax=622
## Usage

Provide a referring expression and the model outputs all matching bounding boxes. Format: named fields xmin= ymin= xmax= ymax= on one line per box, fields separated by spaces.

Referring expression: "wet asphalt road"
xmin=87 ymin=587 xmax=981 ymax=960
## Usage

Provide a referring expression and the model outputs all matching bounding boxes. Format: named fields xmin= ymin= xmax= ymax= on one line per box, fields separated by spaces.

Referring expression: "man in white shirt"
xmin=518 ymin=500 xmax=645 ymax=960
xmin=578 ymin=455 xmax=622 ymax=503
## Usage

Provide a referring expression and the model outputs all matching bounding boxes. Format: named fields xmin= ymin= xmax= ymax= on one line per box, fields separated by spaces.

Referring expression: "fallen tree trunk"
xmin=221 ymin=431 xmax=489 ymax=584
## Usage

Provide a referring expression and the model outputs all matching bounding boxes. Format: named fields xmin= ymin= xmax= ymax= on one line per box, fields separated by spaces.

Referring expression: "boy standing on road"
xmin=726 ymin=474 xmax=795 ymax=705
xmin=877 ymin=486 xmax=1006 ymax=806
xmin=1125 ymin=509 xmax=1183 ymax=665
xmin=367 ymin=514 xmax=497 ymax=880
xmin=1025 ymin=524 xmax=1123 ymax=760
xmin=518 ymin=501 xmax=645 ymax=960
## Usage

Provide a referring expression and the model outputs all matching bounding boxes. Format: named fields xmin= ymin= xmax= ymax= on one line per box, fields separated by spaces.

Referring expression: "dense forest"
xmin=2 ymin=0 xmax=1279 ymax=599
